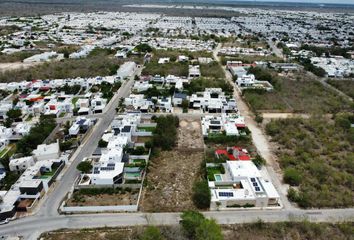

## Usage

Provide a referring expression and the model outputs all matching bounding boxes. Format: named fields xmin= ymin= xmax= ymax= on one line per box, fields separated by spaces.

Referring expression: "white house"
xmin=209 ymin=161 xmax=280 ymax=209
xmin=116 ymin=61 xmax=137 ymax=81
xmin=32 ymin=141 xmax=60 ymax=162
xmin=9 ymin=157 xmax=35 ymax=174
xmin=188 ymin=65 xmax=201 ymax=78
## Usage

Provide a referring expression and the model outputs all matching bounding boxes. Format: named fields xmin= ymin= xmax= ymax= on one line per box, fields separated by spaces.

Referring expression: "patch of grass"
xmin=137 ymin=126 xmax=156 ymax=132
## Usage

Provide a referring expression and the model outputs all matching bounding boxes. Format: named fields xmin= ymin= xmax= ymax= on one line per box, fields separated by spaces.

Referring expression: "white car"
xmin=0 ymin=219 xmax=9 ymax=225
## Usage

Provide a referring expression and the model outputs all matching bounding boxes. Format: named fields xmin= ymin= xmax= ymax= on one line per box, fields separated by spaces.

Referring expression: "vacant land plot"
xmin=327 ymin=79 xmax=354 ymax=99
xmin=141 ymin=119 xmax=204 ymax=212
xmin=266 ymin=115 xmax=354 ymax=208
xmin=178 ymin=119 xmax=204 ymax=149
xmin=66 ymin=189 xmax=139 ymax=207
xmin=41 ymin=222 xmax=354 ymax=240
xmin=0 ymin=49 xmax=143 ymax=82
xmin=220 ymin=55 xmax=283 ymax=65
xmin=152 ymin=49 xmax=212 ymax=61
xmin=223 ymin=221 xmax=354 ymax=240
xmin=200 ymin=62 xmax=225 ymax=78
xmin=142 ymin=62 xmax=188 ymax=77
xmin=141 ymin=150 xmax=204 ymax=212
xmin=243 ymin=73 xmax=352 ymax=113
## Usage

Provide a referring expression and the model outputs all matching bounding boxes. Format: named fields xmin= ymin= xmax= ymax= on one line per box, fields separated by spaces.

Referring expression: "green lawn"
xmin=137 ymin=126 xmax=156 ymax=132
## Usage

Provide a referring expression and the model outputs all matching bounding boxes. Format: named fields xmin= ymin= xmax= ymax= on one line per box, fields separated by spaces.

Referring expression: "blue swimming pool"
xmin=214 ymin=174 xmax=223 ymax=181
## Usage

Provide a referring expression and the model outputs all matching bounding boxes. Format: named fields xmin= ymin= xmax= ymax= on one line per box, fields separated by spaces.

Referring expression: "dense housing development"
xmin=0 ymin=2 xmax=353 ymax=239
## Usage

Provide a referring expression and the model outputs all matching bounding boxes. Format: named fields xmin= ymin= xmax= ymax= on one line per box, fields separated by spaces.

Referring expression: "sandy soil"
xmin=0 ymin=61 xmax=42 ymax=72
xmin=177 ymin=119 xmax=204 ymax=149
xmin=66 ymin=191 xmax=139 ymax=207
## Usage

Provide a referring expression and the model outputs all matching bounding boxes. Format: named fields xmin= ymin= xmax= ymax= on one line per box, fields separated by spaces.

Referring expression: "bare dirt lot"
xmin=177 ymin=119 xmax=204 ymax=149
xmin=0 ymin=61 xmax=42 ymax=72
xmin=66 ymin=191 xmax=139 ymax=207
xmin=140 ymin=119 xmax=204 ymax=212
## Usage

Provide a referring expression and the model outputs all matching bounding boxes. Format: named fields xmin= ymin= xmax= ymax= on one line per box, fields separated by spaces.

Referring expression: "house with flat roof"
xmin=32 ymin=141 xmax=60 ymax=161
xmin=9 ymin=156 xmax=35 ymax=174
xmin=208 ymin=161 xmax=280 ymax=210
xmin=188 ymin=65 xmax=201 ymax=78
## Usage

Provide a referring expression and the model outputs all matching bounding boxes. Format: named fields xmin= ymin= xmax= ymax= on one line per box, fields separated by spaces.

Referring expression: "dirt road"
xmin=213 ymin=44 xmax=293 ymax=209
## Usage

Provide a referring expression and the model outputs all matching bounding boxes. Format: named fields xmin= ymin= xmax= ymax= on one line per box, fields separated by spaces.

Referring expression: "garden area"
xmin=266 ymin=114 xmax=354 ymax=208
xmin=242 ymin=71 xmax=353 ymax=113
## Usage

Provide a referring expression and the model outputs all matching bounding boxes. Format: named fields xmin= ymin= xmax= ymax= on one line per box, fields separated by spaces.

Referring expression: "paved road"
xmin=1 ymin=208 xmax=354 ymax=239
xmin=37 ymin=76 xmax=136 ymax=218
xmin=267 ymin=39 xmax=284 ymax=59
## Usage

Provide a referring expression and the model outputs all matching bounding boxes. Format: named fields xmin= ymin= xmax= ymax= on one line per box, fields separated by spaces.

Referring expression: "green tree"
xmin=6 ymin=109 xmax=22 ymax=120
xmin=196 ymin=218 xmax=224 ymax=240
xmin=135 ymin=43 xmax=152 ymax=53
xmin=180 ymin=211 xmax=205 ymax=238
xmin=139 ymin=226 xmax=164 ymax=240
xmin=192 ymin=180 xmax=211 ymax=209
xmin=76 ymin=161 xmax=92 ymax=173
xmin=98 ymin=139 xmax=108 ymax=148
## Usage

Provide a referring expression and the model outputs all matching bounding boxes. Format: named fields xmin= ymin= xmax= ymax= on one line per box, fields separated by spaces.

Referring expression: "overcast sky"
xmin=221 ymin=0 xmax=354 ymax=4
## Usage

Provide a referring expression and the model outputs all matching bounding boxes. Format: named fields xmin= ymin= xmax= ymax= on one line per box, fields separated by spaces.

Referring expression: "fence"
xmin=61 ymin=204 xmax=138 ymax=213
xmin=75 ymin=183 xmax=141 ymax=190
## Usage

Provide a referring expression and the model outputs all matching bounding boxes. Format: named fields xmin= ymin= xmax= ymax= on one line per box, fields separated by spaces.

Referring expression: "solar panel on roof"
xmin=255 ymin=187 xmax=260 ymax=191
xmin=253 ymin=182 xmax=258 ymax=187
xmin=250 ymin=178 xmax=256 ymax=182
xmin=77 ymin=119 xmax=85 ymax=125
xmin=107 ymin=163 xmax=115 ymax=167
xmin=218 ymin=192 xmax=234 ymax=197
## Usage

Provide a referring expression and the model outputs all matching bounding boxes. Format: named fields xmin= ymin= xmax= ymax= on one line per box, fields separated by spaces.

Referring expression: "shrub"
xmin=283 ymin=168 xmax=302 ymax=186
xmin=139 ymin=226 xmax=164 ymax=240
xmin=195 ymin=218 xmax=224 ymax=240
xmin=252 ymin=154 xmax=266 ymax=168
xmin=287 ymin=187 xmax=299 ymax=202
xmin=192 ymin=180 xmax=211 ymax=209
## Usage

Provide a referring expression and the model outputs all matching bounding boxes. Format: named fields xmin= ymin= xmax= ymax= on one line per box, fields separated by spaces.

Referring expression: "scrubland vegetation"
xmin=243 ymin=72 xmax=352 ymax=113
xmin=0 ymin=48 xmax=121 ymax=82
xmin=40 ymin=219 xmax=354 ymax=240
xmin=266 ymin=114 xmax=354 ymax=208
